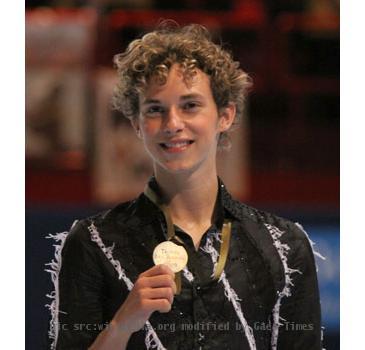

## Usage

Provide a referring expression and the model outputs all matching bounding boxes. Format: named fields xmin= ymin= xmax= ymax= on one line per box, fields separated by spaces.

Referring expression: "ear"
xmin=131 ymin=117 xmax=142 ymax=139
xmin=218 ymin=103 xmax=236 ymax=132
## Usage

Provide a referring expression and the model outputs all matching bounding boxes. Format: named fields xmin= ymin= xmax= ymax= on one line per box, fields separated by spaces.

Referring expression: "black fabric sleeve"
xmin=55 ymin=221 xmax=107 ymax=350
xmin=276 ymin=224 xmax=322 ymax=350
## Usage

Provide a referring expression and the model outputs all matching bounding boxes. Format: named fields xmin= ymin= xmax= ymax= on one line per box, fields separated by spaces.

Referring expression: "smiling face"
xmin=132 ymin=64 xmax=235 ymax=176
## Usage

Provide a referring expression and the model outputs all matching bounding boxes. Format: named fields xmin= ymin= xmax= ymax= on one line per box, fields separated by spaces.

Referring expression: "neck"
xmin=154 ymin=167 xmax=219 ymax=228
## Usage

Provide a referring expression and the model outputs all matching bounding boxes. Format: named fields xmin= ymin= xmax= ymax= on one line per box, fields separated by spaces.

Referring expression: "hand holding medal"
xmin=144 ymin=184 xmax=231 ymax=295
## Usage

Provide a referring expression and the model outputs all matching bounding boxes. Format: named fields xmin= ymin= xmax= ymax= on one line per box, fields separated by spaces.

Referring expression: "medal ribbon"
xmin=144 ymin=185 xmax=232 ymax=292
xmin=144 ymin=185 xmax=182 ymax=294
xmin=213 ymin=219 xmax=232 ymax=280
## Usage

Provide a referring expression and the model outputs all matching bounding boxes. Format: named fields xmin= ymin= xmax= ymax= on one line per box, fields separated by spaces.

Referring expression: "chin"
xmin=162 ymin=164 xmax=194 ymax=174
xmin=156 ymin=159 xmax=198 ymax=175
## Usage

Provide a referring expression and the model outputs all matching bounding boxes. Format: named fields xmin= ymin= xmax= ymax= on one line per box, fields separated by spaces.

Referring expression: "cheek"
xmin=192 ymin=116 xmax=220 ymax=136
xmin=141 ymin=119 xmax=161 ymax=137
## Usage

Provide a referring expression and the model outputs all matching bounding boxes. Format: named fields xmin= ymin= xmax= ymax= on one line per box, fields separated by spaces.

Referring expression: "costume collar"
xmin=142 ymin=176 xmax=241 ymax=225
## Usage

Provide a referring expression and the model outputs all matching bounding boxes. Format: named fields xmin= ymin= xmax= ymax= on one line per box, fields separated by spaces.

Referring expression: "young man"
xmin=47 ymin=23 xmax=323 ymax=349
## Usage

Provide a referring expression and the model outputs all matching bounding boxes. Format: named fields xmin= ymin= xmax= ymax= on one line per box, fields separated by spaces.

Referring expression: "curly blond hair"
xmin=112 ymin=22 xmax=252 ymax=147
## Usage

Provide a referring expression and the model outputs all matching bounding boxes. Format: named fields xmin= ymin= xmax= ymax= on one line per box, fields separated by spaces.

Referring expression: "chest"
xmin=97 ymin=220 xmax=277 ymax=349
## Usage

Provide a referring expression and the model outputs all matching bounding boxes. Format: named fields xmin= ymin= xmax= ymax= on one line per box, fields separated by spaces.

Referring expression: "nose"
xmin=163 ymin=106 xmax=184 ymax=134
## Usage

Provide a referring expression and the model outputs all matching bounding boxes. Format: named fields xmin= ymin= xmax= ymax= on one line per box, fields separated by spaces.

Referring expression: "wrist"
xmin=109 ymin=318 xmax=134 ymax=337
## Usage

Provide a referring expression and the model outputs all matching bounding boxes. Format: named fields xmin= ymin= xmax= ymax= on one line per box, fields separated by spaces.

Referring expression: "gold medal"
xmin=153 ymin=241 xmax=188 ymax=273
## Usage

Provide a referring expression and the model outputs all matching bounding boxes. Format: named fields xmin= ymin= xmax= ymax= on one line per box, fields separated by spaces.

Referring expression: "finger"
xmin=138 ymin=275 xmax=176 ymax=293
xmin=143 ymin=287 xmax=174 ymax=305
xmin=148 ymin=299 xmax=172 ymax=314
xmin=140 ymin=264 xmax=175 ymax=279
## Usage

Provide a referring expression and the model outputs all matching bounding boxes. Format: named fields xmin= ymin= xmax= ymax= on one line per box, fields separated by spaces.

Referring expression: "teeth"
xmin=164 ymin=141 xmax=190 ymax=148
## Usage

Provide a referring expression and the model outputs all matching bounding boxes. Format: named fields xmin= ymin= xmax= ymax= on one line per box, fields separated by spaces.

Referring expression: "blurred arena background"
xmin=25 ymin=0 xmax=339 ymax=349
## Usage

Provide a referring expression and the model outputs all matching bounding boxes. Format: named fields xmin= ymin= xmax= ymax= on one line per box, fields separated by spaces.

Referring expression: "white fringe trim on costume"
xmin=201 ymin=231 xmax=257 ymax=350
xmin=182 ymin=266 xmax=194 ymax=283
xmin=295 ymin=222 xmax=326 ymax=267
xmin=264 ymin=223 xmax=302 ymax=350
xmin=295 ymin=222 xmax=326 ymax=350
xmin=87 ymin=221 xmax=166 ymax=350
xmin=321 ymin=326 xmax=326 ymax=350
xmin=45 ymin=220 xmax=78 ymax=350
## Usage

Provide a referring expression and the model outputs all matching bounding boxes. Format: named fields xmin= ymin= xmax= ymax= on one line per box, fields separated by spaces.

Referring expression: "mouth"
xmin=159 ymin=140 xmax=194 ymax=152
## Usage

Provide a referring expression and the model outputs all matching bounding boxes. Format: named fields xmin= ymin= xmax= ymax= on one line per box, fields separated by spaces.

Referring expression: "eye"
xmin=182 ymin=101 xmax=201 ymax=112
xmin=144 ymin=105 xmax=165 ymax=117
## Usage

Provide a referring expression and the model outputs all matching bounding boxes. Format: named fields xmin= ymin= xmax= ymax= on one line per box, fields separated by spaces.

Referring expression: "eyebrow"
xmin=142 ymin=94 xmax=205 ymax=105
xmin=142 ymin=99 xmax=161 ymax=105
xmin=180 ymin=93 xmax=205 ymax=101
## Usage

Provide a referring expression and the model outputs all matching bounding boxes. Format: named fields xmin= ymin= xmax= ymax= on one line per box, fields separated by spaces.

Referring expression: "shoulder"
xmin=225 ymin=195 xmax=316 ymax=270
xmin=228 ymin=196 xmax=310 ymax=245
xmin=220 ymin=182 xmax=315 ymax=264
xmin=60 ymin=198 xmax=136 ymax=251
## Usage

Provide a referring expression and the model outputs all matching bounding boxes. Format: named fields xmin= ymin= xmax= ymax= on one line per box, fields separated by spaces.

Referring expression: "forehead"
xmin=141 ymin=64 xmax=213 ymax=101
